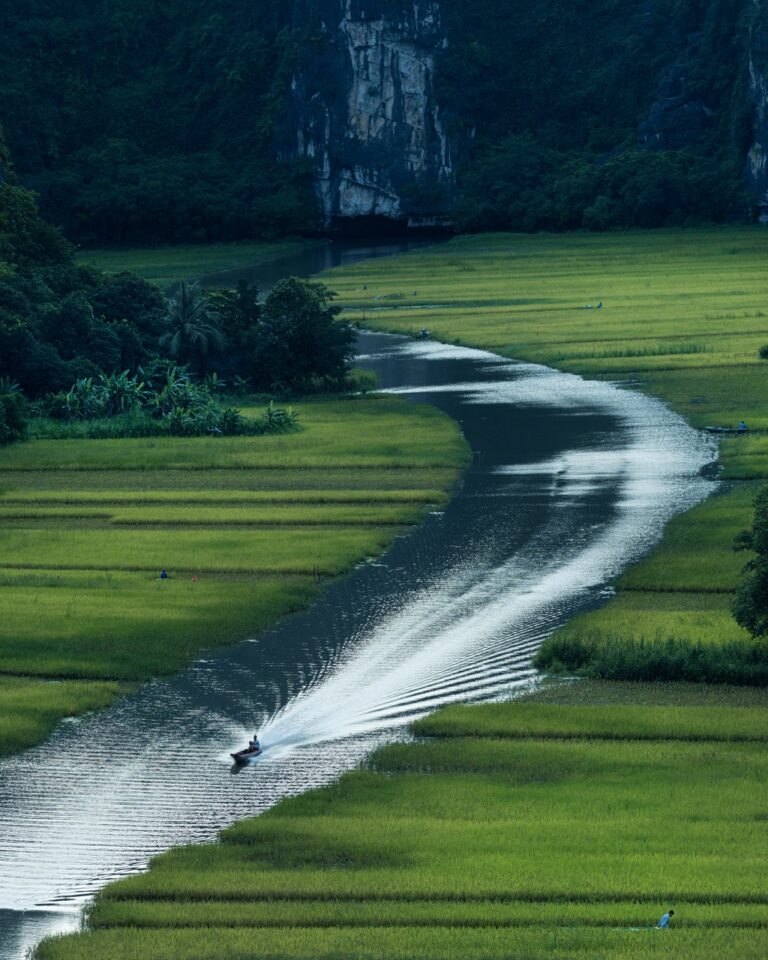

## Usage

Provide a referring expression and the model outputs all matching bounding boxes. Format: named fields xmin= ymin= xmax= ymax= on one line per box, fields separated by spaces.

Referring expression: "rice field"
xmin=76 ymin=240 xmax=319 ymax=287
xmin=37 ymin=698 xmax=768 ymax=960
xmin=0 ymin=395 xmax=469 ymax=752
xmin=26 ymin=230 xmax=768 ymax=960
xmin=312 ymin=229 xmax=768 ymax=678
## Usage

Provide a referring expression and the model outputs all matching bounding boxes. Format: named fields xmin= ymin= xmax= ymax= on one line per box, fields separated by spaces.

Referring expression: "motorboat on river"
xmin=230 ymin=735 xmax=263 ymax=764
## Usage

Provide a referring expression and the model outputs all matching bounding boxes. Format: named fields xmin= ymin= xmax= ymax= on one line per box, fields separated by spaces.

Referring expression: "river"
xmin=0 ymin=245 xmax=716 ymax=960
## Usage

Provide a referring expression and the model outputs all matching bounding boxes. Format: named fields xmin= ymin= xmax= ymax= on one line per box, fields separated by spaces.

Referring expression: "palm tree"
xmin=159 ymin=281 xmax=224 ymax=366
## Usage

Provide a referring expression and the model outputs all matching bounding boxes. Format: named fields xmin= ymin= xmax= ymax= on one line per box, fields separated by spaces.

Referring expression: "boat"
xmin=230 ymin=744 xmax=263 ymax=764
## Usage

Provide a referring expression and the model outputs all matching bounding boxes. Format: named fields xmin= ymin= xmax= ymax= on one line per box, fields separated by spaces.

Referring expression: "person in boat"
xmin=248 ymin=735 xmax=261 ymax=751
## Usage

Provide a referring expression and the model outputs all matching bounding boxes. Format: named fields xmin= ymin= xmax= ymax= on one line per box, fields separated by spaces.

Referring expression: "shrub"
xmin=733 ymin=484 xmax=768 ymax=637
xmin=0 ymin=382 xmax=27 ymax=444
xmin=534 ymin=634 xmax=768 ymax=685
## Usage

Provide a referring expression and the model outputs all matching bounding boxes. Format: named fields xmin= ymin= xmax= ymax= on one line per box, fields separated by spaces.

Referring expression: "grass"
xmin=29 ymin=229 xmax=768 ymax=960
xmin=306 ymin=228 xmax=768 ymax=681
xmin=37 ymin=927 xmax=768 ymax=960
xmin=615 ymin=484 xmax=757 ymax=593
xmin=0 ymin=394 xmax=469 ymax=746
xmin=0 ymin=677 xmax=126 ymax=755
xmin=38 ymin=699 xmax=768 ymax=960
xmin=1 ymin=399 xmax=466 ymax=471
xmin=76 ymin=240 xmax=321 ymax=287
xmin=411 ymin=700 xmax=768 ymax=741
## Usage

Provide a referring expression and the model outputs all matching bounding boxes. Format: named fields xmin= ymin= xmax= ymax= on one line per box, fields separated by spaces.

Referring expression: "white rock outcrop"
xmin=283 ymin=0 xmax=454 ymax=225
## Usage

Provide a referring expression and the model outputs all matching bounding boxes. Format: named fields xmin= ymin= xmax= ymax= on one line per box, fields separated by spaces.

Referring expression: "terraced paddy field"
xmin=37 ymin=693 xmax=768 ymax=960
xmin=325 ymin=229 xmax=768 ymax=679
xmin=0 ymin=395 xmax=468 ymax=756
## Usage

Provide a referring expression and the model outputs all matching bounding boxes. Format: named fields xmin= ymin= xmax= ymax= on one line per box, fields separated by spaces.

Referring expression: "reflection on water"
xmin=198 ymin=239 xmax=441 ymax=292
xmin=0 ymin=333 xmax=715 ymax=959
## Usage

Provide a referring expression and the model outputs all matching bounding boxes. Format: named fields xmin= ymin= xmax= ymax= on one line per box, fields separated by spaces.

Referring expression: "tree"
xmin=252 ymin=277 xmax=355 ymax=391
xmin=733 ymin=485 xmax=768 ymax=636
xmin=0 ymin=183 xmax=71 ymax=272
xmin=159 ymin=281 xmax=224 ymax=371
xmin=0 ymin=378 xmax=27 ymax=444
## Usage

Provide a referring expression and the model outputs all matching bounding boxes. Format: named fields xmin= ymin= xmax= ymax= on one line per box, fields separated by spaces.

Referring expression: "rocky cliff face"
xmin=281 ymin=0 xmax=454 ymax=227
xmin=638 ymin=35 xmax=712 ymax=152
xmin=746 ymin=0 xmax=768 ymax=216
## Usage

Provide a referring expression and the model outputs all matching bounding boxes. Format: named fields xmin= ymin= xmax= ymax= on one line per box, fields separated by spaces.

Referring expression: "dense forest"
xmin=0 ymin=1 xmax=314 ymax=245
xmin=440 ymin=0 xmax=755 ymax=230
xmin=0 ymin=0 xmax=764 ymax=240
xmin=0 ymin=135 xmax=354 ymax=438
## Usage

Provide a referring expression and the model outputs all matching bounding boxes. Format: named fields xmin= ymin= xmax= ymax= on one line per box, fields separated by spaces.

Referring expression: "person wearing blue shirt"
xmin=656 ymin=909 xmax=674 ymax=928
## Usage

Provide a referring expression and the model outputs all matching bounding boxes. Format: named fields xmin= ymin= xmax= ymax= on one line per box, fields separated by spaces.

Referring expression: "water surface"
xmin=0 ymin=333 xmax=715 ymax=959
xmin=199 ymin=238 xmax=441 ymax=292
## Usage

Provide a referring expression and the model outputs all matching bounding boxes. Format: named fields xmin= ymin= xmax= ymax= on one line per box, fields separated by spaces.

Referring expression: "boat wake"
xmin=0 ymin=335 xmax=715 ymax=960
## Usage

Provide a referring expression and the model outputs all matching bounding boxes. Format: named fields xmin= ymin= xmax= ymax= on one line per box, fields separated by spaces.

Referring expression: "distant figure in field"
xmin=159 ymin=569 xmax=169 ymax=580
xmin=656 ymin=909 xmax=674 ymax=928
xmin=597 ymin=302 xmax=603 ymax=309
xmin=738 ymin=420 xmax=748 ymax=433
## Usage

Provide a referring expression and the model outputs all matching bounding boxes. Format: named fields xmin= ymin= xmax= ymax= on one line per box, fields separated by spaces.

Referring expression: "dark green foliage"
xmin=0 ymin=0 xmax=757 ymax=237
xmin=733 ymin=485 xmax=768 ymax=636
xmin=159 ymin=282 xmax=225 ymax=371
xmin=0 ymin=183 xmax=353 ymax=407
xmin=442 ymin=0 xmax=752 ymax=230
xmin=251 ymin=278 xmax=356 ymax=392
xmin=0 ymin=183 xmax=71 ymax=271
xmin=0 ymin=189 xmax=168 ymax=396
xmin=30 ymin=406 xmax=295 ymax=440
xmin=0 ymin=380 xmax=27 ymax=444
xmin=34 ymin=364 xmax=298 ymax=439
xmin=0 ymin=1 xmax=317 ymax=244
xmin=534 ymin=633 xmax=768 ymax=685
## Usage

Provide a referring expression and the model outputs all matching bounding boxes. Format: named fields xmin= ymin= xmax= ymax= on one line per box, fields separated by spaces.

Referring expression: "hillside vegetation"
xmin=0 ymin=0 xmax=764 ymax=239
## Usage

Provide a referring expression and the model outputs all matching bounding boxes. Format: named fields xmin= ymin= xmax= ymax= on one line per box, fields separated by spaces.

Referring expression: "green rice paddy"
xmin=0 ymin=395 xmax=468 ymax=751
xmin=76 ymin=240 xmax=320 ymax=287
xmin=26 ymin=230 xmax=768 ymax=959
xmin=37 ymin=697 xmax=768 ymax=960
xmin=319 ymin=229 xmax=768 ymax=676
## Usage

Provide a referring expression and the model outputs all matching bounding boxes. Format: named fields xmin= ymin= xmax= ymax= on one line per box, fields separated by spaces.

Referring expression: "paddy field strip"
xmin=0 ymin=395 xmax=469 ymax=753
xmin=76 ymin=240 xmax=320 ymax=287
xmin=37 ymin=698 xmax=768 ymax=960
xmin=322 ymin=229 xmax=768 ymax=678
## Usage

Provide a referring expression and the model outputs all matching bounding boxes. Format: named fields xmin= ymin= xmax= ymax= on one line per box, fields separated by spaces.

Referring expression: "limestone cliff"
xmin=746 ymin=0 xmax=768 ymax=216
xmin=280 ymin=0 xmax=454 ymax=227
xmin=638 ymin=36 xmax=712 ymax=152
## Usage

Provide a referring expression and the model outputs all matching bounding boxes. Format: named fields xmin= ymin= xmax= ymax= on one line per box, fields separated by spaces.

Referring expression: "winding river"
xmin=0 ymin=246 xmax=716 ymax=960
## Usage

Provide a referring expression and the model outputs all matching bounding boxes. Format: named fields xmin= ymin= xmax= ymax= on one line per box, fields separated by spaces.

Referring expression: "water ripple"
xmin=0 ymin=333 xmax=715 ymax=958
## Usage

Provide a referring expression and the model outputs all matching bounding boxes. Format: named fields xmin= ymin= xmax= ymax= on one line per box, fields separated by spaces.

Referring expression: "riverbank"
xmin=0 ymin=395 xmax=469 ymax=757
xmin=31 ymin=229 xmax=768 ymax=960
xmin=328 ymin=228 xmax=768 ymax=680
xmin=37 ymin=681 xmax=768 ymax=960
